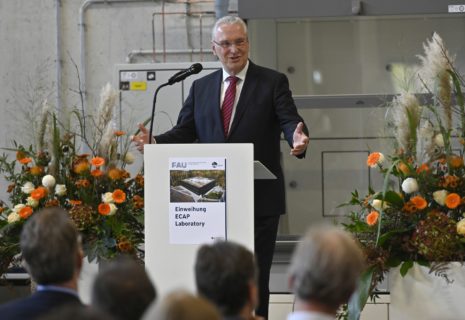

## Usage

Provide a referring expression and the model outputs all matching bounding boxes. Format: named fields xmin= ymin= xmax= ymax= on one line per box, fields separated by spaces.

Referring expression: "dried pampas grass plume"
xmin=391 ymin=92 xmax=421 ymax=156
xmin=417 ymin=32 xmax=455 ymax=130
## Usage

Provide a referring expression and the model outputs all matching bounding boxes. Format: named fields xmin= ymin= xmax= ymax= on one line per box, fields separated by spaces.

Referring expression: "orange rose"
xmin=75 ymin=179 xmax=90 ymax=188
xmin=91 ymin=169 xmax=103 ymax=177
xmin=410 ymin=196 xmax=427 ymax=210
xmin=30 ymin=166 xmax=44 ymax=176
xmin=445 ymin=193 xmax=461 ymax=209
xmin=366 ymin=211 xmax=379 ymax=226
xmin=73 ymin=161 xmax=90 ymax=174
xmin=132 ymin=195 xmax=144 ymax=209
xmin=108 ymin=168 xmax=122 ymax=180
xmin=367 ymin=152 xmax=384 ymax=167
xmin=31 ymin=186 xmax=47 ymax=200
xmin=19 ymin=206 xmax=33 ymax=219
xmin=19 ymin=157 xmax=32 ymax=165
xmin=416 ymin=163 xmax=430 ymax=174
xmin=69 ymin=200 xmax=82 ymax=206
xmin=398 ymin=162 xmax=410 ymax=175
xmin=449 ymin=155 xmax=464 ymax=168
xmin=98 ymin=203 xmax=111 ymax=216
xmin=135 ymin=174 xmax=144 ymax=186
xmin=91 ymin=157 xmax=105 ymax=167
xmin=112 ymin=189 xmax=126 ymax=204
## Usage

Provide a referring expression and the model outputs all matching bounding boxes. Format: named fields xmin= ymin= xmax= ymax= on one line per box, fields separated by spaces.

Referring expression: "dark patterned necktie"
xmin=221 ymin=76 xmax=239 ymax=137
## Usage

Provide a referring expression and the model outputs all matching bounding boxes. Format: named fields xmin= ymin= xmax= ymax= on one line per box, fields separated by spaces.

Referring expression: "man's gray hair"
xmin=212 ymin=16 xmax=248 ymax=41
xmin=288 ymin=226 xmax=365 ymax=309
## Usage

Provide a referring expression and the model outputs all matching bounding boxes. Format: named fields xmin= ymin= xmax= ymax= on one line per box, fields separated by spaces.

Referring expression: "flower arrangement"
xmin=0 ymin=83 xmax=144 ymax=277
xmin=341 ymin=33 xmax=465 ymax=318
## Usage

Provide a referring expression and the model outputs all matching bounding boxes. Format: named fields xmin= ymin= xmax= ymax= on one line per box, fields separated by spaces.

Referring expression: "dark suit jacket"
xmin=156 ymin=61 xmax=307 ymax=217
xmin=0 ymin=290 xmax=82 ymax=320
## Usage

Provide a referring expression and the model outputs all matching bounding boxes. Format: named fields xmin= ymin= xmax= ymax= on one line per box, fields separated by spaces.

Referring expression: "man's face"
xmin=212 ymin=23 xmax=249 ymax=75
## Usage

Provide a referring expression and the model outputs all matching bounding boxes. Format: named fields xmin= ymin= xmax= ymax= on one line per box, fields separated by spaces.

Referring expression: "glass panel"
xmin=250 ymin=15 xmax=465 ymax=95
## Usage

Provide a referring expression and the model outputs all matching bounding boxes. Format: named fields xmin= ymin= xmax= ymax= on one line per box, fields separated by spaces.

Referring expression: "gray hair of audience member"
xmin=194 ymin=241 xmax=257 ymax=316
xmin=211 ymin=15 xmax=248 ymax=41
xmin=91 ymin=255 xmax=157 ymax=320
xmin=142 ymin=290 xmax=221 ymax=320
xmin=20 ymin=207 xmax=81 ymax=285
xmin=288 ymin=226 xmax=365 ymax=309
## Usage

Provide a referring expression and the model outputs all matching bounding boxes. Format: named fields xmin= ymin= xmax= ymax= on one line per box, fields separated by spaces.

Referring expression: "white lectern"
xmin=144 ymin=143 xmax=256 ymax=296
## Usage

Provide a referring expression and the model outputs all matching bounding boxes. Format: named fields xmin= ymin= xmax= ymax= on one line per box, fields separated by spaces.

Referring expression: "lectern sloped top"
xmin=254 ymin=161 xmax=276 ymax=180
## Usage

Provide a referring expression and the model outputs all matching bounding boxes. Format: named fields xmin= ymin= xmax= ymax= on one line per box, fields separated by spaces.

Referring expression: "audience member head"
xmin=38 ymin=304 xmax=114 ymax=320
xmin=195 ymin=241 xmax=258 ymax=317
xmin=20 ymin=207 xmax=83 ymax=286
xmin=91 ymin=255 xmax=157 ymax=320
xmin=288 ymin=225 xmax=365 ymax=314
xmin=142 ymin=290 xmax=221 ymax=320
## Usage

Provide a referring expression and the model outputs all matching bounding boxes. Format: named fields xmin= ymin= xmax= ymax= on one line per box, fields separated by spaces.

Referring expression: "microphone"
xmin=168 ymin=63 xmax=203 ymax=85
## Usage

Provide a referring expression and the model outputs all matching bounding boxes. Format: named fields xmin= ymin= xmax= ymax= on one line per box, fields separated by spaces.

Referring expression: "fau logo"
xmin=171 ymin=162 xmax=187 ymax=168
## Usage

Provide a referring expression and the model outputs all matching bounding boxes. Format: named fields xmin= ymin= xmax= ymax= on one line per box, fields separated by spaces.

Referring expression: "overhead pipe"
xmin=127 ymin=48 xmax=211 ymax=63
xmin=152 ymin=9 xmax=243 ymax=62
xmin=214 ymin=0 xmax=229 ymax=19
xmin=79 ymin=0 xmax=157 ymax=115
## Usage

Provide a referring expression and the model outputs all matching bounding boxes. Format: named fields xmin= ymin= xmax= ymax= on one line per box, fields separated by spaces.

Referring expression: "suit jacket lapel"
xmin=228 ymin=61 xmax=258 ymax=138
xmin=209 ymin=70 xmax=226 ymax=141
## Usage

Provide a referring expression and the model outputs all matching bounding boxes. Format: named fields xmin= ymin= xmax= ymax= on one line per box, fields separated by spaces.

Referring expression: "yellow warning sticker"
xmin=130 ymin=82 xmax=147 ymax=91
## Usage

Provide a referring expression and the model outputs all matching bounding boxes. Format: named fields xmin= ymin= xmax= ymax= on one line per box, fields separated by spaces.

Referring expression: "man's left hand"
xmin=291 ymin=122 xmax=309 ymax=156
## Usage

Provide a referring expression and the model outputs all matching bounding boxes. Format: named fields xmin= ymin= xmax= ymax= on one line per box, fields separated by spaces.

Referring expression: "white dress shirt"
xmin=287 ymin=310 xmax=335 ymax=320
xmin=220 ymin=60 xmax=249 ymax=132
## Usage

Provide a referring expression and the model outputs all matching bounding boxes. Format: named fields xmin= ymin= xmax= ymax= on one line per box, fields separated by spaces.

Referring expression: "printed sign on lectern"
xmin=168 ymin=157 xmax=227 ymax=244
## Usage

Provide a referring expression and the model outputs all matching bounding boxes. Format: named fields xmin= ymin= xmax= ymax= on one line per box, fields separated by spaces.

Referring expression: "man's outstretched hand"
xmin=130 ymin=123 xmax=155 ymax=154
xmin=291 ymin=122 xmax=309 ymax=156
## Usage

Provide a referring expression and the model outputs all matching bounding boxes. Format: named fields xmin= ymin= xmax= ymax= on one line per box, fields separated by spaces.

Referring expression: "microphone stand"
xmin=149 ymin=81 xmax=170 ymax=144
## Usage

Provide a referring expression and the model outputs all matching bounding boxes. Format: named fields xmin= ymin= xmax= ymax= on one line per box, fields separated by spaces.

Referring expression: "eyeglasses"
xmin=212 ymin=38 xmax=248 ymax=49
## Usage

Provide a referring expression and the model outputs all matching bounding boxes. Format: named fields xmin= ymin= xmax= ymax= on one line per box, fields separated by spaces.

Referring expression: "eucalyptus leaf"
xmin=348 ymin=267 xmax=375 ymax=320
xmin=400 ymin=261 xmax=414 ymax=277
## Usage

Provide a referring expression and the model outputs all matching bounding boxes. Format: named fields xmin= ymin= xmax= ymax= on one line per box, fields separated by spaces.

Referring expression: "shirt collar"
xmin=222 ymin=60 xmax=249 ymax=83
xmin=37 ymin=284 xmax=79 ymax=298
xmin=287 ymin=310 xmax=335 ymax=320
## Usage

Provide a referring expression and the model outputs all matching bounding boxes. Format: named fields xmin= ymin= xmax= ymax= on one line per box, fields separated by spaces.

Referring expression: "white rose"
xmin=457 ymin=219 xmax=465 ymax=235
xmin=401 ymin=178 xmax=419 ymax=194
xmin=21 ymin=182 xmax=35 ymax=194
xmin=13 ymin=204 xmax=26 ymax=213
xmin=433 ymin=190 xmax=448 ymax=206
xmin=42 ymin=175 xmax=56 ymax=188
xmin=124 ymin=152 xmax=135 ymax=164
xmin=372 ymin=199 xmax=389 ymax=211
xmin=55 ymin=184 xmax=67 ymax=196
xmin=102 ymin=192 xmax=114 ymax=204
xmin=7 ymin=212 xmax=20 ymax=224
xmin=434 ymin=134 xmax=444 ymax=147
xmin=26 ymin=197 xmax=39 ymax=208
xmin=108 ymin=203 xmax=117 ymax=216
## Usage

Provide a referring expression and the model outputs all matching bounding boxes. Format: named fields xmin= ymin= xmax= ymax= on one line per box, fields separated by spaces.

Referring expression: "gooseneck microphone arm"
xmin=148 ymin=63 xmax=203 ymax=144
xmin=149 ymin=82 xmax=170 ymax=144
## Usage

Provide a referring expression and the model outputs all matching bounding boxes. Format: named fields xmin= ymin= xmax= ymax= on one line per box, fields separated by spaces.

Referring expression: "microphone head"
xmin=191 ymin=63 xmax=203 ymax=74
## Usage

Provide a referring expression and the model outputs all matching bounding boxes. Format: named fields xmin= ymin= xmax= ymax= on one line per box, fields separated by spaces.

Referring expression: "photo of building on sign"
xmin=170 ymin=170 xmax=226 ymax=203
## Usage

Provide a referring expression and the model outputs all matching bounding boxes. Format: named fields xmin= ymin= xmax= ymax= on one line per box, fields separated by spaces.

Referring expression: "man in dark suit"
xmin=133 ymin=15 xmax=309 ymax=318
xmin=0 ymin=207 xmax=83 ymax=320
